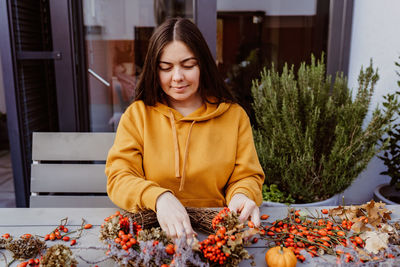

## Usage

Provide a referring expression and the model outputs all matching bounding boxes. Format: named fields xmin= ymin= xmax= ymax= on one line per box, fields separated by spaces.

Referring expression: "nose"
xmin=172 ymin=67 xmax=184 ymax=82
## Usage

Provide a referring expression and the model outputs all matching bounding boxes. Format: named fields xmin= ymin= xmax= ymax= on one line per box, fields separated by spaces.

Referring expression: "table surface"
xmin=1 ymin=205 xmax=399 ymax=266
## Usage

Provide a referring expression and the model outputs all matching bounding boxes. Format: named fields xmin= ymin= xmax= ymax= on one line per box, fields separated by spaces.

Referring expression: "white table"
xmin=0 ymin=206 xmax=399 ymax=266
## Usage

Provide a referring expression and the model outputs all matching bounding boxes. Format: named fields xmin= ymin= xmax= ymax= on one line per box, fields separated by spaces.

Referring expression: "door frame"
xmin=49 ymin=0 xmax=89 ymax=132
xmin=0 ymin=0 xmax=28 ymax=207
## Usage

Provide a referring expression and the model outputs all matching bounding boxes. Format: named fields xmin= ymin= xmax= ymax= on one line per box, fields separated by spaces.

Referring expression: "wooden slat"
xmin=31 ymin=164 xmax=107 ymax=192
xmin=32 ymin=132 xmax=115 ymax=161
xmin=30 ymin=195 xmax=116 ymax=208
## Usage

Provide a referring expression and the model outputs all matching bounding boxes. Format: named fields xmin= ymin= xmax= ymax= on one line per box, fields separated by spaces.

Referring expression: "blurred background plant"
xmin=378 ymin=57 xmax=400 ymax=191
xmin=252 ymin=55 xmax=400 ymax=204
xmin=262 ymin=184 xmax=295 ymax=204
xmin=225 ymin=48 xmax=268 ymax=125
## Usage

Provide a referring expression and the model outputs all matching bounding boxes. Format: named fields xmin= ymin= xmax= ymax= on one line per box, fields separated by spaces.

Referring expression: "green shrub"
xmin=252 ymin=55 xmax=399 ymax=203
xmin=262 ymin=184 xmax=295 ymax=204
xmin=378 ymin=57 xmax=400 ymax=189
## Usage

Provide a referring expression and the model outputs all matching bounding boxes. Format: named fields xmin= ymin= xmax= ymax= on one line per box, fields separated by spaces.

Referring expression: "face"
xmin=158 ymin=40 xmax=201 ymax=108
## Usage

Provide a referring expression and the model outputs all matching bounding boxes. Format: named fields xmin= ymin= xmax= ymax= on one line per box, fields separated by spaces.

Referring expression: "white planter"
xmin=261 ymin=193 xmax=344 ymax=208
xmin=290 ymin=193 xmax=343 ymax=207
xmin=261 ymin=201 xmax=288 ymax=208
xmin=373 ymin=183 xmax=400 ymax=205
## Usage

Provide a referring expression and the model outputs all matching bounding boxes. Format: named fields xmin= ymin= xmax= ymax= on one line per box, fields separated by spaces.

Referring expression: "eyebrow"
xmin=159 ymin=57 xmax=198 ymax=64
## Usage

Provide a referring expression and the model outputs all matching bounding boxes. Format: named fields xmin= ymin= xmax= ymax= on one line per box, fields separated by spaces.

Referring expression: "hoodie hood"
xmin=152 ymin=101 xmax=231 ymax=122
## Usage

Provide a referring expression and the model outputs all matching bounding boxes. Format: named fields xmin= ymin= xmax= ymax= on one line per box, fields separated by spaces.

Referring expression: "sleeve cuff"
xmin=226 ymin=187 xmax=262 ymax=206
xmin=141 ymin=186 xmax=173 ymax=212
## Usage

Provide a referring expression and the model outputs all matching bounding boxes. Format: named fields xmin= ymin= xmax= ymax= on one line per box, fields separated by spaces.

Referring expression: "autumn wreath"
xmin=99 ymin=207 xmax=257 ymax=267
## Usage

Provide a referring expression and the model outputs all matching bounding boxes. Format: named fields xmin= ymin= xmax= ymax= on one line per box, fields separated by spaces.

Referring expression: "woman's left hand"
xmin=228 ymin=193 xmax=260 ymax=227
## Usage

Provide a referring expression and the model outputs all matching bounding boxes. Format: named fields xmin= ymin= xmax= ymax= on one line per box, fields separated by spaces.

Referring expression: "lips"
xmin=171 ymin=85 xmax=188 ymax=91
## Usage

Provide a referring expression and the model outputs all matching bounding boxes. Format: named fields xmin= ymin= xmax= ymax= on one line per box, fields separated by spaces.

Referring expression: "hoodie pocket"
xmin=180 ymin=198 xmax=225 ymax=208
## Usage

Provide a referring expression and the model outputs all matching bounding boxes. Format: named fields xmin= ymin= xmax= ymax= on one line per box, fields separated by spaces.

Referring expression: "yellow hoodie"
xmin=106 ymin=100 xmax=264 ymax=212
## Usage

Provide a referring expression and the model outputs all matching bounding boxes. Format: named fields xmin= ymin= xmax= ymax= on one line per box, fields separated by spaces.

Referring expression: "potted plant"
xmin=374 ymin=59 xmax=400 ymax=204
xmin=252 ymin=55 xmax=399 ymax=205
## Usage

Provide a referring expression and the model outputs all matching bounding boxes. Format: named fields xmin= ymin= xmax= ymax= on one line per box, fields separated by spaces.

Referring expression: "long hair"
xmin=135 ymin=17 xmax=236 ymax=105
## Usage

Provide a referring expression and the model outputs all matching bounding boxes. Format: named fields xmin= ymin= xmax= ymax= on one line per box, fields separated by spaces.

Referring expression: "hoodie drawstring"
xmin=169 ymin=111 xmax=181 ymax=178
xmin=181 ymin=120 xmax=195 ymax=191
xmin=169 ymin=110 xmax=195 ymax=191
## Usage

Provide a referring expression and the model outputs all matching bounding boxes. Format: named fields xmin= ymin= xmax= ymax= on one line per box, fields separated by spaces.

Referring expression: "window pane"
xmin=216 ymin=0 xmax=329 ymax=123
xmin=83 ymin=0 xmax=193 ymax=132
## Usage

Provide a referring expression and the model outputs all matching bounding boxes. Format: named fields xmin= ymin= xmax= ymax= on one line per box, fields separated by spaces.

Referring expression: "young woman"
xmin=106 ymin=18 xmax=264 ymax=239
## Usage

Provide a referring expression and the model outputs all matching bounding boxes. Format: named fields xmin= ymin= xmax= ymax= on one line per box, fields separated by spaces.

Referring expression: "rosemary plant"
xmin=252 ymin=55 xmax=399 ymax=203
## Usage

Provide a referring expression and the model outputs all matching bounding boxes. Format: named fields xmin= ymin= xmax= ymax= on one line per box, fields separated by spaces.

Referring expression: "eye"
xmin=182 ymin=64 xmax=197 ymax=69
xmin=158 ymin=63 xmax=172 ymax=71
xmin=182 ymin=59 xmax=198 ymax=69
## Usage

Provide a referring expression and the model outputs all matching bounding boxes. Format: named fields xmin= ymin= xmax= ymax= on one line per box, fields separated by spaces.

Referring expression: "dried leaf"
xmin=351 ymin=221 xmax=370 ymax=233
xmin=330 ymin=200 xmax=392 ymax=232
xmin=242 ymin=228 xmax=258 ymax=240
xmin=355 ymin=247 xmax=371 ymax=261
xmin=360 ymin=231 xmax=389 ymax=254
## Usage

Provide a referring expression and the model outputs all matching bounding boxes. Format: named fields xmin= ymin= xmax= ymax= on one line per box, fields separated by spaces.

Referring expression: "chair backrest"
xmin=30 ymin=132 xmax=117 ymax=207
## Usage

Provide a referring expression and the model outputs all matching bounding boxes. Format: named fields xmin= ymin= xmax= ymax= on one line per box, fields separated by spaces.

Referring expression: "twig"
xmin=6 ymin=258 xmax=15 ymax=267
xmin=77 ymin=255 xmax=111 ymax=264
xmin=0 ymin=251 xmax=9 ymax=266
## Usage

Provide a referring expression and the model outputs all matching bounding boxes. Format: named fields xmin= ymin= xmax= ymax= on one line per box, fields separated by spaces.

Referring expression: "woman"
xmin=106 ymin=18 xmax=264 ymax=239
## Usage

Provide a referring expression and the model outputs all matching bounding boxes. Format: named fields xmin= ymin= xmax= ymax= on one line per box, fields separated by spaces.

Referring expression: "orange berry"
xmin=49 ymin=233 xmax=56 ymax=241
xmin=248 ymin=221 xmax=255 ymax=228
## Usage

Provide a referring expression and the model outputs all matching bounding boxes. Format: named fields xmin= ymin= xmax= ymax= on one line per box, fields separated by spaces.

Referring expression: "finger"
xmin=174 ymin=221 xmax=186 ymax=239
xmin=239 ymin=200 xmax=253 ymax=222
xmin=238 ymin=203 xmax=251 ymax=222
xmin=159 ymin=222 xmax=170 ymax=236
xmin=167 ymin=223 xmax=178 ymax=239
xmin=228 ymin=202 xmax=241 ymax=215
xmin=250 ymin=206 xmax=261 ymax=227
xmin=227 ymin=202 xmax=235 ymax=212
xmin=182 ymin=218 xmax=195 ymax=237
xmin=239 ymin=202 xmax=255 ymax=222
xmin=157 ymin=213 xmax=170 ymax=236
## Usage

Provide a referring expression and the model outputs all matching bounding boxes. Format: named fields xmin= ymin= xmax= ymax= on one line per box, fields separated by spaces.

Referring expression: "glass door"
xmin=215 ymin=0 xmax=331 ymax=124
xmin=83 ymin=0 xmax=193 ymax=132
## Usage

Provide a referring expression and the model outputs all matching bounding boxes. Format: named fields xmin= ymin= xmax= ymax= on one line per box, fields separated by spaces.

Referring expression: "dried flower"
xmin=0 ymin=237 xmax=11 ymax=249
xmin=6 ymin=235 xmax=46 ymax=260
xmin=40 ymin=244 xmax=77 ymax=267
xmin=99 ymin=215 xmax=120 ymax=242
xmin=137 ymin=227 xmax=172 ymax=245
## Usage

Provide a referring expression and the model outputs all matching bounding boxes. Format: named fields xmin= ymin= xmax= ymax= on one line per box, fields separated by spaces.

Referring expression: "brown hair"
xmin=134 ymin=17 xmax=236 ymax=105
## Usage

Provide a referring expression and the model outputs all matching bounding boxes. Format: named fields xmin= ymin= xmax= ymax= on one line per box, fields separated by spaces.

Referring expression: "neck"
xmin=168 ymin=98 xmax=203 ymax=117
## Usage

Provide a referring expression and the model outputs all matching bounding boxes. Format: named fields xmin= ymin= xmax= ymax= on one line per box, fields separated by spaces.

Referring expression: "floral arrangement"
xmin=99 ymin=208 xmax=257 ymax=267
xmin=260 ymin=200 xmax=400 ymax=265
xmin=0 ymin=217 xmax=91 ymax=266
xmin=1 ymin=202 xmax=400 ymax=266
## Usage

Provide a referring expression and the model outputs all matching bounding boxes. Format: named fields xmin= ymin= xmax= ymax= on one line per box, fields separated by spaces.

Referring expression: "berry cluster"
xmin=43 ymin=218 xmax=91 ymax=246
xmin=199 ymin=226 xmax=230 ymax=265
xmin=113 ymin=229 xmax=138 ymax=252
xmin=211 ymin=207 xmax=230 ymax=229
xmin=200 ymin=207 xmax=253 ymax=266
xmin=261 ymin=209 xmax=367 ymax=263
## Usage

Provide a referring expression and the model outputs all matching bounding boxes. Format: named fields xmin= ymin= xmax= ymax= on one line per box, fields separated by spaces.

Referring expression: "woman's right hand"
xmin=156 ymin=192 xmax=196 ymax=239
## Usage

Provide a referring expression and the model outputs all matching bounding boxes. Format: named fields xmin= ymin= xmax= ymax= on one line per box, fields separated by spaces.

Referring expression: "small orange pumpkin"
xmin=265 ymin=246 xmax=297 ymax=267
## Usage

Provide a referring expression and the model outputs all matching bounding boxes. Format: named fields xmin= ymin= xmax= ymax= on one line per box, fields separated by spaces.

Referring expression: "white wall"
xmin=217 ymin=0 xmax=316 ymax=16
xmin=0 ymin=53 xmax=6 ymax=114
xmin=83 ymin=0 xmax=155 ymax=40
xmin=343 ymin=0 xmax=400 ymax=204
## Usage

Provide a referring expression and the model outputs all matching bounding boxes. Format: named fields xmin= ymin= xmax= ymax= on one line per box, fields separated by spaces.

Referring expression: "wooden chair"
xmin=30 ymin=132 xmax=117 ymax=207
